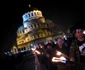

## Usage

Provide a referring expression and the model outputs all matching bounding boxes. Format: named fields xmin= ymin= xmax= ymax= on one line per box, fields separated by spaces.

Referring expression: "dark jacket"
xmin=70 ymin=40 xmax=80 ymax=63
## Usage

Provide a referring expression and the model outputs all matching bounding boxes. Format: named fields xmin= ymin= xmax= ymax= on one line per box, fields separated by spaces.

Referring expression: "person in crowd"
xmin=48 ymin=40 xmax=56 ymax=48
xmin=45 ymin=43 xmax=55 ymax=70
xmin=70 ymin=28 xmax=85 ymax=70
xmin=54 ymin=38 xmax=70 ymax=57
xmin=53 ymin=38 xmax=70 ymax=70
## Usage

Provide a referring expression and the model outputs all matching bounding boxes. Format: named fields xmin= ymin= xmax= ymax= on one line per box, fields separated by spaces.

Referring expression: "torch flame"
xmin=35 ymin=50 xmax=41 ymax=54
xmin=52 ymin=56 xmax=66 ymax=63
xmin=56 ymin=51 xmax=62 ymax=56
xmin=60 ymin=56 xmax=66 ymax=60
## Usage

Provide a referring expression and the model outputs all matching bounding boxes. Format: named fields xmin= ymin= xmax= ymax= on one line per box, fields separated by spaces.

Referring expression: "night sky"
xmin=1 ymin=2 xmax=85 ymax=53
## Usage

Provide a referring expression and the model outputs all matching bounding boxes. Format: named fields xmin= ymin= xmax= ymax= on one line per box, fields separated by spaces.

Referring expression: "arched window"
xmin=36 ymin=23 xmax=38 ymax=28
xmin=39 ymin=23 xmax=42 ymax=28
xmin=18 ymin=48 xmax=21 ymax=51
xmin=45 ymin=24 xmax=47 ymax=28
xmin=47 ymin=24 xmax=49 ymax=28
xmin=48 ymin=32 xmax=51 ymax=35
xmin=31 ymin=13 xmax=34 ymax=16
xmin=37 ymin=12 xmax=39 ymax=15
xmin=28 ymin=14 xmax=30 ymax=17
xmin=37 ymin=23 xmax=40 ymax=28
xmin=22 ymin=30 xmax=24 ymax=33
xmin=34 ymin=12 xmax=36 ymax=15
xmin=39 ymin=33 xmax=42 ymax=38
xmin=35 ymin=34 xmax=38 ymax=39
xmin=30 ymin=25 xmax=33 ymax=29
xmin=34 ymin=24 xmax=36 ymax=28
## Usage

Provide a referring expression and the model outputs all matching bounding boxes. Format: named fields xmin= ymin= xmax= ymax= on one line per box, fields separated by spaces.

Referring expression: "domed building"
xmin=16 ymin=6 xmax=63 ymax=51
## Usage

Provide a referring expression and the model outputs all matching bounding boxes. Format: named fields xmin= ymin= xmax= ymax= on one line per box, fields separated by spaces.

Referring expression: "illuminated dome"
xmin=22 ymin=9 xmax=43 ymax=22
xmin=16 ymin=5 xmax=63 ymax=50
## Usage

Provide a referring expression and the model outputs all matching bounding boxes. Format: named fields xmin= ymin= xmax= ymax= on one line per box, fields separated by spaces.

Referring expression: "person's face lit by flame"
xmin=57 ymin=39 xmax=64 ymax=48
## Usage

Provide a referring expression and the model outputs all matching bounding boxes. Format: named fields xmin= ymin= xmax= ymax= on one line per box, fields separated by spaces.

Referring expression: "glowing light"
xmin=31 ymin=48 xmax=36 ymax=51
xmin=34 ymin=50 xmax=41 ymax=54
xmin=56 ymin=51 xmax=62 ymax=56
xmin=60 ymin=56 xmax=66 ymax=60
xmin=52 ymin=57 xmax=59 ymax=62
xmin=83 ymin=30 xmax=85 ymax=34
xmin=52 ymin=56 xmax=66 ymax=63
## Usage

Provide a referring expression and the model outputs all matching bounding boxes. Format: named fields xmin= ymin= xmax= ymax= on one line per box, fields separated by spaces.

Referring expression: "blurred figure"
xmin=36 ymin=44 xmax=48 ymax=70
xmin=45 ymin=43 xmax=54 ymax=70
xmin=53 ymin=38 xmax=70 ymax=70
xmin=70 ymin=28 xmax=85 ymax=70
xmin=48 ymin=40 xmax=56 ymax=48
xmin=54 ymin=38 xmax=70 ymax=57
xmin=46 ymin=43 xmax=53 ymax=58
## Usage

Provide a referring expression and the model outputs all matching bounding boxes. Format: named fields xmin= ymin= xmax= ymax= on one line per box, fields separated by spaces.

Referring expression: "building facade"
xmin=16 ymin=8 xmax=63 ymax=51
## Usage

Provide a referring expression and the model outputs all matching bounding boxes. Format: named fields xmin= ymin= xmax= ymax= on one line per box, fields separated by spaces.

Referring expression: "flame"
xmin=52 ymin=56 xmax=66 ymax=63
xmin=34 ymin=50 xmax=41 ymax=54
xmin=31 ymin=48 xmax=41 ymax=55
xmin=60 ymin=56 xmax=66 ymax=60
xmin=56 ymin=51 xmax=62 ymax=56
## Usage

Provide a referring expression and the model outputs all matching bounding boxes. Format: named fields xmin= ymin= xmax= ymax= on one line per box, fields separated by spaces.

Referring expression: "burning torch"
xmin=52 ymin=51 xmax=67 ymax=63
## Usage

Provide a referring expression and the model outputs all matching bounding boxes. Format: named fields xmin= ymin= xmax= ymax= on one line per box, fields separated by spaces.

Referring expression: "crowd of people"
xmin=33 ymin=28 xmax=85 ymax=70
xmin=1 ymin=28 xmax=85 ymax=70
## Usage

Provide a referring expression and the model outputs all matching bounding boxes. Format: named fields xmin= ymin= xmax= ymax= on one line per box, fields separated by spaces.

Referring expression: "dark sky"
xmin=1 ymin=3 xmax=85 ymax=53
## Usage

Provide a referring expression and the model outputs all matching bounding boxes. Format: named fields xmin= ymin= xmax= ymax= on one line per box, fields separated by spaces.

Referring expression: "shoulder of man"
xmin=70 ymin=39 xmax=77 ymax=48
